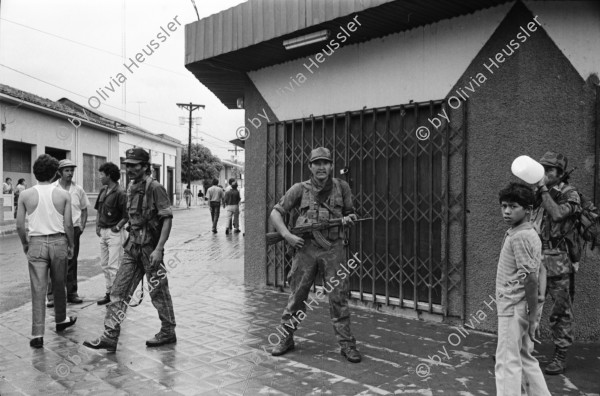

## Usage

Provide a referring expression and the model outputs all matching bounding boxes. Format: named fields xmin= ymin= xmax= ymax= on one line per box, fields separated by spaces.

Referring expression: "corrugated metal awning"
xmin=184 ymin=0 xmax=512 ymax=109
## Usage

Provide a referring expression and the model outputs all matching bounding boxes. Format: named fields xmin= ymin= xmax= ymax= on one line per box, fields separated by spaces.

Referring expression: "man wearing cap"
xmin=531 ymin=151 xmax=581 ymax=375
xmin=84 ymin=147 xmax=176 ymax=351
xmin=47 ymin=159 xmax=89 ymax=306
xmin=269 ymin=147 xmax=362 ymax=363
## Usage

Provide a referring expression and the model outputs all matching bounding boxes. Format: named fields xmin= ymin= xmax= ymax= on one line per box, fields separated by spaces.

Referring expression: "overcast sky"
xmin=1 ymin=0 xmax=246 ymax=161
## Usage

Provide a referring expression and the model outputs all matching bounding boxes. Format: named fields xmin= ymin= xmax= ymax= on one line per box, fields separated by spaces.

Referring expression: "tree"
xmin=181 ymin=143 xmax=223 ymax=185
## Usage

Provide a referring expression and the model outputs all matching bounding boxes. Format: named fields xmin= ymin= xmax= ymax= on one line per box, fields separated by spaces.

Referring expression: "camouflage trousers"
xmin=546 ymin=275 xmax=574 ymax=349
xmin=281 ymin=239 xmax=356 ymax=347
xmin=103 ymin=243 xmax=176 ymax=340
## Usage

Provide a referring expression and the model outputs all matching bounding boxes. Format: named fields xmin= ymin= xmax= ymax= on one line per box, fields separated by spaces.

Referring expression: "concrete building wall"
xmin=1 ymin=106 xmax=120 ymax=221
xmin=248 ymin=1 xmax=600 ymax=123
xmin=244 ymin=78 xmax=279 ymax=287
xmin=453 ymin=1 xmax=599 ymax=339
xmin=248 ymin=3 xmax=513 ymax=120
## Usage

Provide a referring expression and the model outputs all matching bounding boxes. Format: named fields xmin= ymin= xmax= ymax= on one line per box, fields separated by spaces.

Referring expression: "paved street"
xmin=0 ymin=206 xmax=598 ymax=395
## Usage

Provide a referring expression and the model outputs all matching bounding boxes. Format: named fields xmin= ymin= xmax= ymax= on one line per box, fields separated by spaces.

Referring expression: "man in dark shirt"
xmin=94 ymin=162 xmax=128 ymax=305
xmin=223 ymin=182 xmax=241 ymax=234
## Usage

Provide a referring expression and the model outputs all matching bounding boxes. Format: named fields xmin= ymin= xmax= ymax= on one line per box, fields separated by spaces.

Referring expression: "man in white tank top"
xmin=46 ymin=159 xmax=89 ymax=306
xmin=16 ymin=154 xmax=77 ymax=348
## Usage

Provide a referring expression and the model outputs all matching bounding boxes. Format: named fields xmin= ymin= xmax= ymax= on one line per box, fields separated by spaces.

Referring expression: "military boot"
xmin=271 ymin=332 xmax=294 ymax=356
xmin=545 ymin=347 xmax=567 ymax=375
xmin=341 ymin=344 xmax=362 ymax=363
xmin=83 ymin=336 xmax=117 ymax=352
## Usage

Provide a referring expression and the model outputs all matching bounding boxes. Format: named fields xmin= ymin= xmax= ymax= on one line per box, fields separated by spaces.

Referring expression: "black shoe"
xmin=271 ymin=334 xmax=294 ymax=356
xmin=226 ymin=228 xmax=230 ymax=235
xmin=341 ymin=345 xmax=362 ymax=363
xmin=46 ymin=301 xmax=54 ymax=308
xmin=97 ymin=293 xmax=111 ymax=305
xmin=30 ymin=337 xmax=43 ymax=348
xmin=68 ymin=296 xmax=83 ymax=304
xmin=146 ymin=332 xmax=177 ymax=347
xmin=234 ymin=229 xmax=241 ymax=233
xmin=56 ymin=316 xmax=77 ymax=332
xmin=83 ymin=337 xmax=117 ymax=352
xmin=212 ymin=229 xmax=217 ymax=234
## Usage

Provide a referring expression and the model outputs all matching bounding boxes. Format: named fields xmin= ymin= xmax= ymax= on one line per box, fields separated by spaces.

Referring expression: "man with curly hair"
xmin=94 ymin=162 xmax=128 ymax=305
xmin=16 ymin=154 xmax=76 ymax=348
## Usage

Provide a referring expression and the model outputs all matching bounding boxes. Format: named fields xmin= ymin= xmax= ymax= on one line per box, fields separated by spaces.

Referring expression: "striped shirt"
xmin=495 ymin=222 xmax=541 ymax=316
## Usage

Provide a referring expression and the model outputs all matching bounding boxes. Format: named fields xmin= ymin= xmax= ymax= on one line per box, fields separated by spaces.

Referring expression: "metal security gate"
xmin=266 ymin=100 xmax=467 ymax=318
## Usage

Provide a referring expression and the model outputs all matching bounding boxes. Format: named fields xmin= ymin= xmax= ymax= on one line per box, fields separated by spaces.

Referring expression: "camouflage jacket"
xmin=531 ymin=182 xmax=581 ymax=275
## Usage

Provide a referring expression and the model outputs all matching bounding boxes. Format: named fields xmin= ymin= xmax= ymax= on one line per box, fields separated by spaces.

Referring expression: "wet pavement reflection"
xmin=1 ymin=214 xmax=598 ymax=395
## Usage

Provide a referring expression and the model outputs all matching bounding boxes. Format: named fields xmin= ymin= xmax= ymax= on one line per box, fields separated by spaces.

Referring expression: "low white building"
xmin=0 ymin=85 xmax=183 ymax=226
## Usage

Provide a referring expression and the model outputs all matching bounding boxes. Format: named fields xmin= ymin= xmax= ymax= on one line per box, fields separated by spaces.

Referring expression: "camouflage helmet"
xmin=539 ymin=151 xmax=567 ymax=172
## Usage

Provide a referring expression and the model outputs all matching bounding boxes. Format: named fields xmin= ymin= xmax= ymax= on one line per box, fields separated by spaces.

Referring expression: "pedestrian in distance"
xmin=269 ymin=147 xmax=362 ymax=363
xmin=494 ymin=182 xmax=550 ymax=395
xmin=94 ymin=162 xmax=128 ymax=306
xmin=16 ymin=154 xmax=77 ymax=349
xmin=197 ymin=190 xmax=205 ymax=206
xmin=47 ymin=159 xmax=89 ymax=306
xmin=183 ymin=185 xmax=192 ymax=209
xmin=530 ymin=151 xmax=581 ymax=375
xmin=223 ymin=181 xmax=241 ymax=234
xmin=83 ymin=147 xmax=176 ymax=352
xmin=13 ymin=178 xmax=27 ymax=218
xmin=3 ymin=177 xmax=12 ymax=193
xmin=206 ymin=178 xmax=224 ymax=233
xmin=224 ymin=177 xmax=235 ymax=230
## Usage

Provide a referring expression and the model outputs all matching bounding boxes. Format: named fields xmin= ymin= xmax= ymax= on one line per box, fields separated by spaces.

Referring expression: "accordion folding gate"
xmin=266 ymin=99 xmax=467 ymax=318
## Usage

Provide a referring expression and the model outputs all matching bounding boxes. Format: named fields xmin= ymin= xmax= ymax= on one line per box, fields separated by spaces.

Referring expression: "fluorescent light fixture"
xmin=283 ymin=30 xmax=330 ymax=50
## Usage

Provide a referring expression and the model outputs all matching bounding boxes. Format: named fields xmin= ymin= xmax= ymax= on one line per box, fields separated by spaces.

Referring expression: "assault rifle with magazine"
xmin=266 ymin=217 xmax=372 ymax=248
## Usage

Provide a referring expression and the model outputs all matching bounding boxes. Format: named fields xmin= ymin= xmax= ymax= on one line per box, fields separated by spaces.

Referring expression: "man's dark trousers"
xmin=47 ymin=226 xmax=81 ymax=301
xmin=209 ymin=202 xmax=221 ymax=230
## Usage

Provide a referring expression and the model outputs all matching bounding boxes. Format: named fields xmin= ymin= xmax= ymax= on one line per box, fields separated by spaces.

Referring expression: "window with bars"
xmin=83 ymin=153 xmax=106 ymax=193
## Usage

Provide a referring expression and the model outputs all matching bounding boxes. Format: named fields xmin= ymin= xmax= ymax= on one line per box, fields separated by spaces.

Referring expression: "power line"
xmin=0 ymin=18 xmax=190 ymax=77
xmin=0 ymin=63 xmax=236 ymax=149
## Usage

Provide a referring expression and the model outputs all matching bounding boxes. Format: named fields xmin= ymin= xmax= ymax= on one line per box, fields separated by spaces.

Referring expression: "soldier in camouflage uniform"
xmin=84 ymin=148 xmax=176 ymax=352
xmin=531 ymin=151 xmax=580 ymax=375
xmin=269 ymin=147 xmax=362 ymax=363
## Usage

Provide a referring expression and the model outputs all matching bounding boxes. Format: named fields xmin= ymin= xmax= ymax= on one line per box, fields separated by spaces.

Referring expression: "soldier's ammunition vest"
xmin=295 ymin=178 xmax=344 ymax=241
xmin=126 ymin=176 xmax=161 ymax=245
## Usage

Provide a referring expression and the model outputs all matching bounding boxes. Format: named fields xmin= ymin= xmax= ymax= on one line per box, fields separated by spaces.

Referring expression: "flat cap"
xmin=58 ymin=159 xmax=77 ymax=169
xmin=123 ymin=147 xmax=150 ymax=164
xmin=309 ymin=147 xmax=332 ymax=163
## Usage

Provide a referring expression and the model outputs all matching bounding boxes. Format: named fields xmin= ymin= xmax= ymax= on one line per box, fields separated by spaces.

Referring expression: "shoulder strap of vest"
xmin=125 ymin=180 xmax=134 ymax=211
xmin=142 ymin=176 xmax=154 ymax=212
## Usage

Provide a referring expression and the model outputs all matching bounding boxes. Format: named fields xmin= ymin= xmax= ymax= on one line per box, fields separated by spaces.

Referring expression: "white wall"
xmin=248 ymin=1 xmax=600 ymax=121
xmin=525 ymin=1 xmax=600 ymax=81
xmin=248 ymin=3 xmax=512 ymax=120
xmin=1 ymin=105 xmax=118 ymax=186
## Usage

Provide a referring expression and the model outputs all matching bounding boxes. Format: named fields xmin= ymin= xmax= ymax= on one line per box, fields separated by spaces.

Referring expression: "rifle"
xmin=266 ymin=217 xmax=373 ymax=246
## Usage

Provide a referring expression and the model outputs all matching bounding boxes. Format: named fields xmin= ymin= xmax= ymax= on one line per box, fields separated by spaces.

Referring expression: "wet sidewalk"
xmin=1 ymin=226 xmax=598 ymax=395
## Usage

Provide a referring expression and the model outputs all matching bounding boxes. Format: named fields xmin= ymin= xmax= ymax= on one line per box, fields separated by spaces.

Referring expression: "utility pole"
xmin=176 ymin=102 xmax=205 ymax=187
xmin=228 ymin=145 xmax=244 ymax=160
